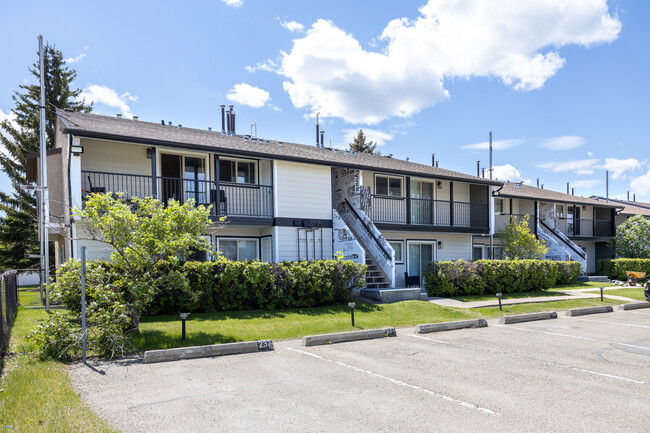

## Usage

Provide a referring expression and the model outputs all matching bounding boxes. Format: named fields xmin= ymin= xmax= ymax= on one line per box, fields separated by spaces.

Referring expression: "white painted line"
xmin=615 ymin=343 xmax=650 ymax=352
xmin=495 ymin=324 xmax=600 ymax=342
xmin=286 ymin=347 xmax=500 ymax=416
xmin=408 ymin=334 xmax=644 ymax=385
xmin=563 ymin=316 xmax=650 ymax=329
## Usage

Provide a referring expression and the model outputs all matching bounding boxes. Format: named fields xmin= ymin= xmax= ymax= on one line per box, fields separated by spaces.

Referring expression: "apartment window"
xmin=220 ymin=158 xmax=256 ymax=184
xmin=555 ymin=204 xmax=565 ymax=218
xmin=388 ymin=241 xmax=404 ymax=264
xmin=495 ymin=198 xmax=504 ymax=214
xmin=217 ymin=238 xmax=259 ymax=261
xmin=375 ymin=175 xmax=402 ymax=196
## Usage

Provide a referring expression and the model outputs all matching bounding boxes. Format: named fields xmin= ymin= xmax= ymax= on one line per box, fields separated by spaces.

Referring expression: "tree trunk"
xmin=129 ymin=310 xmax=140 ymax=333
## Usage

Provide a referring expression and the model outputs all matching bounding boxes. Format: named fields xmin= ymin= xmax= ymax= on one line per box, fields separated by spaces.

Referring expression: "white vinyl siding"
xmin=275 ymin=226 xmax=333 ymax=261
xmin=81 ymin=138 xmax=151 ymax=176
xmin=275 ymin=161 xmax=332 ymax=219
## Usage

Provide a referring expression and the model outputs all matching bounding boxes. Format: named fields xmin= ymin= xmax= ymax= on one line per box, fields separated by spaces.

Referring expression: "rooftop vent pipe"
xmin=627 ymin=191 xmax=630 ymax=201
xmin=476 ymin=160 xmax=480 ymax=177
xmin=117 ymin=113 xmax=122 ymax=118
xmin=320 ymin=130 xmax=324 ymax=147
xmin=316 ymin=112 xmax=320 ymax=146
xmin=537 ymin=178 xmax=540 ymax=188
xmin=161 ymin=120 xmax=165 ymax=125
xmin=432 ymin=153 xmax=435 ymax=167
xmin=572 ymin=188 xmax=575 ymax=195
xmin=220 ymin=105 xmax=226 ymax=134
xmin=133 ymin=116 xmax=138 ymax=121
xmin=567 ymin=182 xmax=570 ymax=194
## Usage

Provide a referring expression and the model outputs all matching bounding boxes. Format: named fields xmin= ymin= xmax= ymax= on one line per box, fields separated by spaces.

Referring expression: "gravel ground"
xmin=70 ymin=309 xmax=650 ymax=432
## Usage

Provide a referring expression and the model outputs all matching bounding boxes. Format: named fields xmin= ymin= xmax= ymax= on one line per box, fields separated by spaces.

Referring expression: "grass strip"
xmin=0 ymin=308 xmax=116 ymax=433
xmin=583 ymin=287 xmax=646 ymax=301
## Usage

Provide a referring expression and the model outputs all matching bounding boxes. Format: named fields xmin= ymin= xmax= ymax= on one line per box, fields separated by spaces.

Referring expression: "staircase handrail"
xmin=539 ymin=219 xmax=587 ymax=260
xmin=342 ymin=198 xmax=391 ymax=262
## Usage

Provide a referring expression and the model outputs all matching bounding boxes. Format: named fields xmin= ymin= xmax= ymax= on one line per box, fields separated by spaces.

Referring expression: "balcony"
xmin=368 ymin=195 xmax=488 ymax=229
xmin=495 ymin=214 xmax=534 ymax=233
xmin=554 ymin=217 xmax=612 ymax=238
xmin=82 ymin=170 xmax=273 ymax=219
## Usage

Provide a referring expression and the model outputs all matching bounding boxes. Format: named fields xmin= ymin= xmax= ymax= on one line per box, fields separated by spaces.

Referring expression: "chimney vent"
xmin=133 ymin=116 xmax=138 ymax=121
xmin=161 ymin=120 xmax=165 ymax=125
xmin=117 ymin=113 xmax=122 ymax=118
xmin=178 ymin=124 xmax=182 ymax=129
xmin=208 ymin=127 xmax=212 ymax=132
xmin=220 ymin=105 xmax=226 ymax=134
xmin=431 ymin=153 xmax=435 ymax=167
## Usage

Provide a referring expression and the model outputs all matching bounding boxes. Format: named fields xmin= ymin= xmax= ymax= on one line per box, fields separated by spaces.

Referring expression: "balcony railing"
xmin=82 ymin=170 xmax=273 ymax=218
xmin=369 ymin=194 xmax=488 ymax=229
xmin=495 ymin=214 xmax=534 ymax=233
xmin=554 ymin=217 xmax=612 ymax=238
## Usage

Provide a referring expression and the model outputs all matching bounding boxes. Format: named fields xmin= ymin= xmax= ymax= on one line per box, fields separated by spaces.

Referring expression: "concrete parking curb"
xmin=498 ymin=312 xmax=557 ymax=324
xmin=415 ymin=319 xmax=487 ymax=334
xmin=618 ymin=302 xmax=650 ymax=311
xmin=143 ymin=340 xmax=274 ymax=364
xmin=566 ymin=306 xmax=614 ymax=316
xmin=301 ymin=328 xmax=396 ymax=346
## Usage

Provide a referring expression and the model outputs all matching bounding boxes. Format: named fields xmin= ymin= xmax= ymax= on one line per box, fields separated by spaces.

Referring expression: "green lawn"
xmin=17 ymin=284 xmax=44 ymax=307
xmin=548 ymin=281 xmax=617 ymax=291
xmin=584 ymin=286 xmax=647 ymax=301
xmin=0 ymin=308 xmax=116 ymax=432
xmin=133 ymin=301 xmax=483 ymax=351
xmin=471 ymin=297 xmax=627 ymax=315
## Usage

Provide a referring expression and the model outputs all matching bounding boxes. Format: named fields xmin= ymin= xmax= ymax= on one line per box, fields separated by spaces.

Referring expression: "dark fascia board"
xmin=376 ymin=223 xmax=489 ymax=234
xmin=594 ymin=196 xmax=650 ymax=211
xmin=65 ymin=129 xmax=502 ymax=187
xmin=495 ymin=192 xmax=621 ymax=209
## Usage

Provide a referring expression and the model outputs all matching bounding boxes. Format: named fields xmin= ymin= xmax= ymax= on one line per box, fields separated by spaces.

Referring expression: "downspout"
xmin=67 ymin=134 xmax=74 ymax=257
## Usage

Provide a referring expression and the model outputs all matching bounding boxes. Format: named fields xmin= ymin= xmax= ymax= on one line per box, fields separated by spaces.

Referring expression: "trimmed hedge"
xmin=598 ymin=259 xmax=650 ymax=281
xmin=145 ymin=259 xmax=366 ymax=315
xmin=424 ymin=259 xmax=581 ymax=297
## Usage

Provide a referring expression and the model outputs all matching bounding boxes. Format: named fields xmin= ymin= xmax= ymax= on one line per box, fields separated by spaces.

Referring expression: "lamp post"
xmin=348 ymin=302 xmax=356 ymax=326
xmin=180 ymin=313 xmax=190 ymax=341
xmin=496 ymin=292 xmax=503 ymax=311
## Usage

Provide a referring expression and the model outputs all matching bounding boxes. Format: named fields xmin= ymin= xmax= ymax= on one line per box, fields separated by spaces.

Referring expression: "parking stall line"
xmin=408 ymin=334 xmax=644 ymax=385
xmin=286 ymin=347 xmax=500 ymax=416
xmin=615 ymin=343 xmax=650 ymax=352
xmin=495 ymin=324 xmax=600 ymax=341
xmin=625 ymin=311 xmax=650 ymax=317
xmin=562 ymin=316 xmax=650 ymax=329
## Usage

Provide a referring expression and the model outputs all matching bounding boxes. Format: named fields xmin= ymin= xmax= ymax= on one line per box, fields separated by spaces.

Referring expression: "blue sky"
xmin=1 ymin=0 xmax=649 ymax=201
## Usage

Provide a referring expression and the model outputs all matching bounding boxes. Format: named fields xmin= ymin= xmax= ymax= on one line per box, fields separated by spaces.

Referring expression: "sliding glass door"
xmin=407 ymin=241 xmax=435 ymax=286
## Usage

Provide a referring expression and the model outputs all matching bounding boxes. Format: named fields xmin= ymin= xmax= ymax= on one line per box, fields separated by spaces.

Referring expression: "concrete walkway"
xmin=427 ymin=287 xmax=640 ymax=309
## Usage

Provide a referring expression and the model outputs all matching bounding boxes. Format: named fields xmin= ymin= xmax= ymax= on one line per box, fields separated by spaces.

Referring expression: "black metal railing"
xmin=495 ymin=214 xmax=534 ymax=232
xmin=369 ymin=194 xmax=488 ymax=229
xmin=82 ymin=170 xmax=153 ymax=200
xmin=555 ymin=217 xmax=612 ymax=238
xmin=81 ymin=170 xmax=273 ymax=218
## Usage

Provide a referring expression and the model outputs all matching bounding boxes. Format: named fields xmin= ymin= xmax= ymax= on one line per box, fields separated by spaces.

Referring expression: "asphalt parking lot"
xmin=70 ymin=309 xmax=650 ymax=433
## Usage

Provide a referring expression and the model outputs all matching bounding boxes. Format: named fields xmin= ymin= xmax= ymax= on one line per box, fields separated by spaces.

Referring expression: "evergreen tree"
xmin=349 ymin=129 xmax=377 ymax=154
xmin=0 ymin=43 xmax=92 ymax=269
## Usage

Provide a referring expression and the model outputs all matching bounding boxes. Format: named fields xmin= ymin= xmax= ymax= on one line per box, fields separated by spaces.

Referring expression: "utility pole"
xmin=38 ymin=35 xmax=50 ymax=311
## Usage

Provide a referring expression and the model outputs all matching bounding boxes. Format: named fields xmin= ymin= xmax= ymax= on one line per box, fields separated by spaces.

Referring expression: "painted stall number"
xmin=257 ymin=340 xmax=274 ymax=351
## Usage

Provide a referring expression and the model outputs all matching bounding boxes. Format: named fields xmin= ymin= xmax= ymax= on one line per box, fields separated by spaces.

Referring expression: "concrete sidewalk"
xmin=427 ymin=289 xmax=639 ymax=309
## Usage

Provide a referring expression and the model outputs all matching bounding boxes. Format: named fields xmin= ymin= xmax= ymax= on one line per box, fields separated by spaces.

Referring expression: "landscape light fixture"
xmin=348 ymin=302 xmax=356 ymax=326
xmin=496 ymin=292 xmax=503 ymax=311
xmin=180 ymin=313 xmax=190 ymax=341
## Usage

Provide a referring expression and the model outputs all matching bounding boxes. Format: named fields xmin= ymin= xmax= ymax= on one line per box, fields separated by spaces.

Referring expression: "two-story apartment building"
xmin=491 ymin=183 xmax=620 ymax=274
xmin=29 ymin=109 xmax=500 ymax=290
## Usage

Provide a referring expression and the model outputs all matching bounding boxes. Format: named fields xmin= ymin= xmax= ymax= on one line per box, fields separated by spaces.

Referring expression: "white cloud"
xmin=281 ymin=21 xmax=304 ymax=32
xmin=222 ymin=0 xmax=243 ymax=7
xmin=246 ymin=60 xmax=278 ymax=73
xmin=601 ymin=157 xmax=641 ymax=180
xmin=462 ymin=139 xmax=524 ymax=151
xmin=539 ymin=135 xmax=586 ymax=150
xmin=570 ymin=179 xmax=601 ymax=189
xmin=631 ymin=171 xmax=650 ymax=199
xmin=342 ymin=128 xmax=394 ymax=148
xmin=278 ymin=1 xmax=620 ymax=124
xmin=536 ymin=158 xmax=599 ymax=175
xmin=78 ymin=85 xmax=136 ymax=118
xmin=492 ymin=164 xmax=522 ymax=181
xmin=227 ymin=83 xmax=270 ymax=108
xmin=66 ymin=47 xmax=88 ymax=64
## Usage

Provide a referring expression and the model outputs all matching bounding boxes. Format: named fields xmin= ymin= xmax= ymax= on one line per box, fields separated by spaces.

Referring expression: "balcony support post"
xmin=449 ymin=181 xmax=454 ymax=226
xmin=150 ymin=147 xmax=157 ymax=197
xmin=405 ymin=177 xmax=411 ymax=224
xmin=214 ymin=155 xmax=220 ymax=215
xmin=610 ymin=208 xmax=616 ymax=237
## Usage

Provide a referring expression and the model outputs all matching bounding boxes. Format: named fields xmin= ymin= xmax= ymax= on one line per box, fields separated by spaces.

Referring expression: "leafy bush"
xmin=612 ymin=215 xmax=650 ymax=258
xmin=146 ymin=259 xmax=366 ymax=315
xmin=597 ymin=258 xmax=650 ymax=280
xmin=424 ymin=259 xmax=581 ymax=297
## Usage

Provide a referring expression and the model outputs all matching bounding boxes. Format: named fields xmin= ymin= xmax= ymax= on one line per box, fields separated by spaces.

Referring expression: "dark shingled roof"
xmin=495 ymin=183 xmax=620 ymax=208
xmin=57 ymin=109 xmax=501 ymax=186
xmin=591 ymin=197 xmax=650 ymax=217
